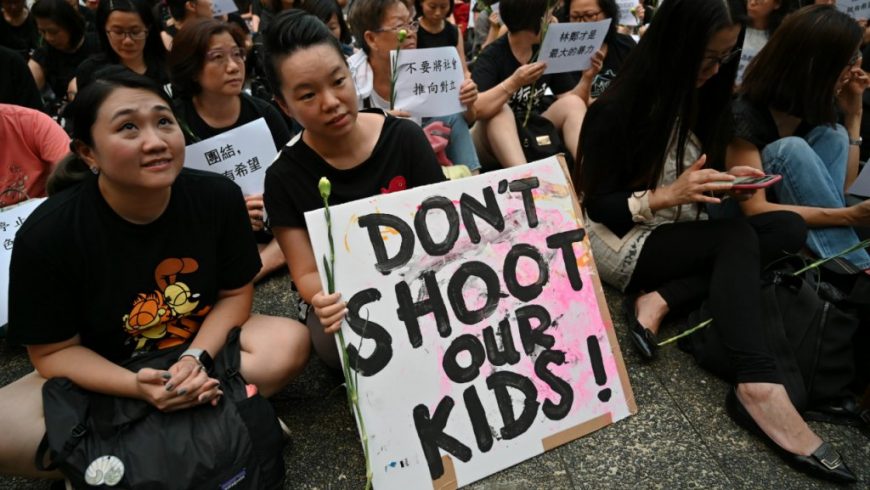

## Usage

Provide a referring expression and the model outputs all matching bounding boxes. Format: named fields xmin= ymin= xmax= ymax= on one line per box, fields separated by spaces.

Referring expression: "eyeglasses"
xmin=374 ymin=20 xmax=419 ymax=33
xmin=701 ymin=48 xmax=741 ymax=70
xmin=106 ymin=28 xmax=148 ymax=41
xmin=570 ymin=10 xmax=602 ymax=22
xmin=205 ymin=48 xmax=246 ymax=65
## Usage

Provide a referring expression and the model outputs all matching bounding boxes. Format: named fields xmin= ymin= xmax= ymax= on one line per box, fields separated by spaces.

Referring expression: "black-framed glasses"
xmin=106 ymin=28 xmax=148 ymax=41
xmin=701 ymin=48 xmax=741 ymax=70
xmin=570 ymin=10 xmax=602 ymax=22
xmin=374 ymin=20 xmax=419 ymax=33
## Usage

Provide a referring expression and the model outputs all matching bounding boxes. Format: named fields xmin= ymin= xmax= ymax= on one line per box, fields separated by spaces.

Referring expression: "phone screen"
xmin=733 ymin=175 xmax=777 ymax=185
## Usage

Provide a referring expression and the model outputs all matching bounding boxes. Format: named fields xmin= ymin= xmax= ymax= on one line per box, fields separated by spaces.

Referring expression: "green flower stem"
xmin=522 ymin=0 xmax=556 ymax=127
xmin=389 ymin=30 xmax=408 ymax=110
xmin=656 ymin=319 xmax=712 ymax=347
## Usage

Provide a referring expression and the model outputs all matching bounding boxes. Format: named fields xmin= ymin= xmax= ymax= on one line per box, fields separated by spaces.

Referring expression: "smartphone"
xmin=730 ymin=174 xmax=782 ymax=189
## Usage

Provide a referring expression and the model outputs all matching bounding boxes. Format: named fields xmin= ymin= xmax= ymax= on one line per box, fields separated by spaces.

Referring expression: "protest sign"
xmin=848 ymin=163 xmax=870 ymax=198
xmin=305 ymin=156 xmax=636 ymax=490
xmin=838 ymin=0 xmax=870 ymax=20
xmin=211 ymin=0 xmax=238 ymax=16
xmin=616 ymin=0 xmax=639 ymax=27
xmin=184 ymin=118 xmax=276 ymax=196
xmin=0 ymin=198 xmax=47 ymax=326
xmin=391 ymin=46 xmax=466 ymax=118
xmin=539 ymin=19 xmax=612 ymax=75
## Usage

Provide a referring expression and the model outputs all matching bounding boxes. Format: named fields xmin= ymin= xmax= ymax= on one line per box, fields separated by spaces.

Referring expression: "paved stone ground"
xmin=1 ymin=271 xmax=868 ymax=489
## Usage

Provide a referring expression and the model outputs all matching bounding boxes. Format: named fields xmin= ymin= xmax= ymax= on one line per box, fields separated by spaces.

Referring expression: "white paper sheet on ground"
xmin=0 ymin=197 xmax=47 ymax=327
xmin=211 ymin=0 xmax=238 ymax=16
xmin=390 ymin=46 xmax=466 ymax=118
xmin=848 ymin=164 xmax=870 ymax=198
xmin=539 ymin=19 xmax=612 ymax=74
xmin=616 ymin=0 xmax=639 ymax=27
xmin=183 ymin=117 xmax=276 ymax=196
xmin=305 ymin=156 xmax=636 ymax=490
xmin=838 ymin=0 xmax=870 ymax=20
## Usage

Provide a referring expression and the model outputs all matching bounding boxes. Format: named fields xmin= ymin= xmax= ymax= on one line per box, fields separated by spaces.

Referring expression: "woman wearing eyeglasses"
xmin=577 ymin=0 xmax=856 ymax=482
xmin=168 ymin=18 xmax=292 ymax=283
xmin=73 ymin=0 xmax=168 ymax=95
xmin=728 ymin=5 xmax=870 ymax=272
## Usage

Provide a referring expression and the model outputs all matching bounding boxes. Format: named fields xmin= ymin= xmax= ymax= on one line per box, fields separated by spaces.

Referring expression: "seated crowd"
xmin=0 ymin=0 xmax=868 ymax=485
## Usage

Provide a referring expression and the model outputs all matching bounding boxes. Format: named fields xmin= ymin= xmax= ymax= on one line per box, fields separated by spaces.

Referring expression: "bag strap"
xmin=35 ymin=423 xmax=87 ymax=471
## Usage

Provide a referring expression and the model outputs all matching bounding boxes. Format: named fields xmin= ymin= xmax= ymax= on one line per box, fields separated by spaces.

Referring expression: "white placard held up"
xmin=539 ymin=19 xmax=612 ymax=75
xmin=1 ymin=197 xmax=47 ymax=326
xmin=305 ymin=156 xmax=636 ymax=490
xmin=211 ymin=0 xmax=238 ymax=16
xmin=848 ymin=164 xmax=870 ymax=198
xmin=616 ymin=0 xmax=639 ymax=27
xmin=838 ymin=0 xmax=870 ymax=20
xmin=390 ymin=46 xmax=465 ymax=118
xmin=184 ymin=118 xmax=276 ymax=196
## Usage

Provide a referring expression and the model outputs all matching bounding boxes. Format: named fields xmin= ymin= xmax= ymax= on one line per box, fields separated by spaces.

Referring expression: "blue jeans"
xmin=762 ymin=124 xmax=870 ymax=269
xmin=424 ymin=113 xmax=481 ymax=172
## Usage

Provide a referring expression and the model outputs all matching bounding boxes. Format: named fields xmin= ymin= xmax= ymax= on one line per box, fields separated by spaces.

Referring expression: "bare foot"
xmin=736 ymin=382 xmax=822 ymax=456
xmin=634 ymin=291 xmax=669 ymax=335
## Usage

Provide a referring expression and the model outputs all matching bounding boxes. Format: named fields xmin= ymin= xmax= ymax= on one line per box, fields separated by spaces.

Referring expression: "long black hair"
xmin=95 ymin=0 xmax=167 ymax=66
xmin=578 ymin=0 xmax=746 ymax=197
xmin=298 ymin=0 xmax=352 ymax=45
xmin=31 ymin=0 xmax=86 ymax=49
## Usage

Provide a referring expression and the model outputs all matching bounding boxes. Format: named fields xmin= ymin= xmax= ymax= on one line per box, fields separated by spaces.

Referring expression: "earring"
xmin=90 ymin=166 xmax=100 ymax=175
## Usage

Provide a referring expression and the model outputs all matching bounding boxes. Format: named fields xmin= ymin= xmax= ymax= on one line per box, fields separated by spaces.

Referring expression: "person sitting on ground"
xmin=29 ymin=0 xmax=98 ymax=106
xmin=738 ymin=0 xmax=796 ymax=85
xmin=168 ymin=18 xmax=292 ymax=283
xmin=0 ymin=68 xmax=309 ymax=480
xmin=161 ymin=0 xmax=213 ymax=50
xmin=0 ymin=103 xmax=69 ymax=207
xmin=347 ymin=0 xmax=482 ymax=174
xmin=0 ymin=0 xmax=40 ymax=60
xmin=261 ymin=10 xmax=445 ymax=369
xmin=413 ymin=0 xmax=469 ymax=75
xmin=298 ymin=0 xmax=354 ymax=56
xmin=470 ymin=0 xmax=586 ymax=169
xmin=577 ymin=0 xmax=856 ymax=483
xmin=73 ymin=0 xmax=168 ymax=96
xmin=560 ymin=0 xmax=636 ymax=104
xmin=728 ymin=5 xmax=870 ymax=272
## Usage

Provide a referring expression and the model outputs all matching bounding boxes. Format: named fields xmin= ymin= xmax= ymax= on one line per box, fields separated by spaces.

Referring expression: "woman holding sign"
xmin=168 ymin=18 xmax=292 ymax=282
xmin=0 ymin=68 xmax=309 ymax=479
xmin=261 ymin=10 xmax=446 ymax=369
xmin=577 ymin=0 xmax=856 ymax=483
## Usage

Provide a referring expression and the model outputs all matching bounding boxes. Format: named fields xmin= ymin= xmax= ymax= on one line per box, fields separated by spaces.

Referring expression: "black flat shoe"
xmin=622 ymin=293 xmax=658 ymax=361
xmin=725 ymin=388 xmax=858 ymax=485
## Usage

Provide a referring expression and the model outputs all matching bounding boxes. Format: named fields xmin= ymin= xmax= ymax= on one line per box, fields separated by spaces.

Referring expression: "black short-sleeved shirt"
xmin=567 ymin=33 xmax=635 ymax=99
xmin=175 ymin=93 xmax=292 ymax=149
xmin=417 ymin=21 xmax=459 ymax=49
xmin=0 ymin=14 xmax=39 ymax=59
xmin=471 ymin=35 xmax=576 ymax=114
xmin=7 ymin=169 xmax=261 ymax=362
xmin=264 ymin=112 xmax=446 ymax=230
xmin=31 ymin=34 xmax=99 ymax=98
xmin=731 ymin=96 xmax=812 ymax=149
xmin=0 ymin=45 xmax=43 ymax=111
xmin=76 ymin=54 xmax=169 ymax=90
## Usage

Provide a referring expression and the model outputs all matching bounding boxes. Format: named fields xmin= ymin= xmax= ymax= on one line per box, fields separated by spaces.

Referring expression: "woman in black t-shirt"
xmin=169 ymin=18 xmax=292 ymax=283
xmin=0 ymin=0 xmax=40 ymax=59
xmin=0 ymin=69 xmax=309 ymax=479
xmin=29 ymin=0 xmax=96 ymax=102
xmin=262 ymin=11 xmax=445 ymax=369
xmin=414 ymin=0 xmax=469 ymax=74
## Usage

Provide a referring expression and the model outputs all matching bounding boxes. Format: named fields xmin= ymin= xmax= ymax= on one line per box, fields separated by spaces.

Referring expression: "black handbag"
xmin=515 ymin=110 xmax=566 ymax=163
xmin=35 ymin=328 xmax=285 ymax=489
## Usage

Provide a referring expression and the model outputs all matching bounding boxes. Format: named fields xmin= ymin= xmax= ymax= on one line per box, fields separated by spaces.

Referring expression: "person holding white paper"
xmin=414 ymin=0 xmax=470 ymax=75
xmin=168 ymin=18 xmax=292 ymax=283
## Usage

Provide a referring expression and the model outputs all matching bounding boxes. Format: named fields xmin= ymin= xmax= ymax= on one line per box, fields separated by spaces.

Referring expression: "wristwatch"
xmin=179 ymin=348 xmax=214 ymax=373
xmin=849 ymin=136 xmax=863 ymax=146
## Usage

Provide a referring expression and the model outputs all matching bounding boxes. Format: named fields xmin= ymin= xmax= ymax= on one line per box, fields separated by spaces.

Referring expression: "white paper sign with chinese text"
xmin=1 ymin=197 xmax=47 ymax=326
xmin=838 ymin=0 xmax=870 ymax=20
xmin=184 ymin=118 xmax=275 ymax=196
xmin=305 ymin=157 xmax=636 ymax=490
xmin=616 ymin=0 xmax=639 ymax=27
xmin=539 ymin=19 xmax=612 ymax=75
xmin=848 ymin=163 xmax=870 ymax=197
xmin=390 ymin=46 xmax=466 ymax=118
xmin=211 ymin=0 xmax=238 ymax=16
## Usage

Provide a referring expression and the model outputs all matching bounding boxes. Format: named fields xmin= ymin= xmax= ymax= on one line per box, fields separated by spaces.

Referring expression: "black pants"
xmin=626 ymin=211 xmax=807 ymax=384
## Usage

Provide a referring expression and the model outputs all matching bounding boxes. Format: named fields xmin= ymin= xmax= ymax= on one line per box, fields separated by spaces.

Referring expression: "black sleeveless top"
xmin=416 ymin=21 xmax=459 ymax=49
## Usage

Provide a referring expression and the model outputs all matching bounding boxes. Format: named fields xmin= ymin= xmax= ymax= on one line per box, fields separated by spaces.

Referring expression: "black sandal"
xmin=622 ymin=293 xmax=658 ymax=361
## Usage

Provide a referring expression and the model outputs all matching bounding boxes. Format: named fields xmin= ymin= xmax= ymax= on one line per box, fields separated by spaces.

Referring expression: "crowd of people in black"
xmin=0 ymin=0 xmax=869 ymax=486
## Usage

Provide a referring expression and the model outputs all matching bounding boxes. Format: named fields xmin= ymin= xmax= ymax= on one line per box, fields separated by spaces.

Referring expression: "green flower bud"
xmin=397 ymin=29 xmax=408 ymax=43
xmin=318 ymin=177 xmax=331 ymax=200
xmin=630 ymin=6 xmax=637 ymax=14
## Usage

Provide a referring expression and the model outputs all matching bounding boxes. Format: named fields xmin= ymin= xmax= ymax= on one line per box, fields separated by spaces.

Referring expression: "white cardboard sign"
xmin=391 ymin=47 xmax=466 ymax=118
xmin=848 ymin=163 xmax=870 ymax=198
xmin=1 ymin=198 xmax=47 ymax=326
xmin=305 ymin=157 xmax=636 ymax=489
xmin=616 ymin=0 xmax=639 ymax=27
xmin=211 ymin=0 xmax=238 ymax=16
xmin=838 ymin=0 xmax=870 ymax=20
xmin=184 ymin=118 xmax=276 ymax=196
xmin=539 ymin=19 xmax=612 ymax=75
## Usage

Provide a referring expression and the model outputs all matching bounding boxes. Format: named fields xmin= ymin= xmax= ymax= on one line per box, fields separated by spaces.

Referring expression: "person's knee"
xmin=762 ymin=136 xmax=812 ymax=168
xmin=245 ymin=316 xmax=311 ymax=379
xmin=717 ymin=218 xmax=760 ymax=254
xmin=761 ymin=211 xmax=807 ymax=253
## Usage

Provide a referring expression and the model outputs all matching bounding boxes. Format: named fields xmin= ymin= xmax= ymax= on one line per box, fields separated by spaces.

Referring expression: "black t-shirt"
xmin=264 ymin=112 xmax=446 ymax=230
xmin=0 ymin=45 xmax=43 ymax=111
xmin=7 ymin=169 xmax=261 ymax=362
xmin=76 ymin=54 xmax=170 ymax=90
xmin=567 ymin=33 xmax=635 ymax=99
xmin=417 ymin=21 xmax=458 ymax=49
xmin=175 ymin=93 xmax=292 ymax=149
xmin=0 ymin=14 xmax=39 ymax=59
xmin=471 ymin=35 xmax=576 ymax=114
xmin=731 ymin=96 xmax=812 ymax=149
xmin=31 ymin=34 xmax=99 ymax=98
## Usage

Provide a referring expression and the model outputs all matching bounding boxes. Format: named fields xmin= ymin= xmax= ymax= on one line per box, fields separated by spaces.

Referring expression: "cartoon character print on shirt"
xmin=381 ymin=176 xmax=407 ymax=194
xmin=122 ymin=257 xmax=212 ymax=352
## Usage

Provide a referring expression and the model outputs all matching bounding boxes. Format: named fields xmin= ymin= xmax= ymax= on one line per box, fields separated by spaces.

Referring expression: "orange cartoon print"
xmin=122 ymin=258 xmax=211 ymax=352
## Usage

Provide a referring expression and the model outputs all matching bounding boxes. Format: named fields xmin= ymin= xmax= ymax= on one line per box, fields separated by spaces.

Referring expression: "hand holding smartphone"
xmin=729 ymin=174 xmax=782 ymax=190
